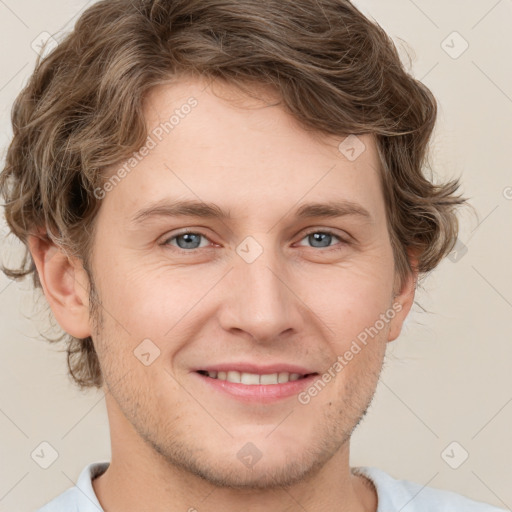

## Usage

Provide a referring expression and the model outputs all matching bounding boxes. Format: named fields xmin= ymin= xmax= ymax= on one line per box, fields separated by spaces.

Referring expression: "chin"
xmin=178 ymin=450 xmax=329 ymax=490
xmin=148 ymin=426 xmax=344 ymax=490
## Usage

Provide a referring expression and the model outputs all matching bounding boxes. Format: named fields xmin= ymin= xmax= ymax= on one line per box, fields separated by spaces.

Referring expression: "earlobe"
xmin=387 ymin=251 xmax=419 ymax=342
xmin=27 ymin=231 xmax=92 ymax=339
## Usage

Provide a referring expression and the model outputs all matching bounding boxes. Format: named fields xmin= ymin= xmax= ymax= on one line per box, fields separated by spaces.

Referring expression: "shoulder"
xmin=353 ymin=466 xmax=507 ymax=512
xmin=36 ymin=487 xmax=82 ymax=512
xmin=35 ymin=461 xmax=109 ymax=512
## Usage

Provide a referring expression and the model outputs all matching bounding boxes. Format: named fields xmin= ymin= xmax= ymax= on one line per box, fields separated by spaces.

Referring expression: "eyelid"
xmin=300 ymin=227 xmax=350 ymax=239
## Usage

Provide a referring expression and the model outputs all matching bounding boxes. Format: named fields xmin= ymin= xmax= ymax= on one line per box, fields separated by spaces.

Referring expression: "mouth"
xmin=196 ymin=370 xmax=318 ymax=385
xmin=193 ymin=366 xmax=320 ymax=403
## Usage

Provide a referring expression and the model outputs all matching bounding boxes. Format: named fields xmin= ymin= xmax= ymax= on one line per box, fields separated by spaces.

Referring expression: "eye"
xmin=296 ymin=229 xmax=348 ymax=250
xmin=162 ymin=231 xmax=212 ymax=251
xmin=161 ymin=228 xmax=350 ymax=253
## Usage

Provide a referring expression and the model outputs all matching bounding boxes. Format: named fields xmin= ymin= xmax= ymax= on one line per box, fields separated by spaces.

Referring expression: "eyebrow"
xmin=129 ymin=198 xmax=372 ymax=225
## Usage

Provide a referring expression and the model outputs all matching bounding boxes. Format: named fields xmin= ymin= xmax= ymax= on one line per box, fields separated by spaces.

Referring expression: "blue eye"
xmin=162 ymin=229 xmax=348 ymax=253
xmin=297 ymin=230 xmax=345 ymax=249
xmin=164 ymin=231 xmax=210 ymax=250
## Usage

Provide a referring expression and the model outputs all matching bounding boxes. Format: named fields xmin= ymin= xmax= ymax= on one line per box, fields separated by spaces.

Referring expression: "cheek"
xmin=307 ymin=263 xmax=395 ymax=337
xmin=94 ymin=258 xmax=208 ymax=340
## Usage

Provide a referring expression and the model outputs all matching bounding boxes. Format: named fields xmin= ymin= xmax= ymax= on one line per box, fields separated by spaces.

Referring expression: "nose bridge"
xmin=221 ymin=240 xmax=298 ymax=341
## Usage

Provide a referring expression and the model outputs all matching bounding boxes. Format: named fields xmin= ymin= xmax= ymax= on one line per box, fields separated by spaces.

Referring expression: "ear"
xmin=27 ymin=229 xmax=92 ymax=339
xmin=387 ymin=248 xmax=419 ymax=342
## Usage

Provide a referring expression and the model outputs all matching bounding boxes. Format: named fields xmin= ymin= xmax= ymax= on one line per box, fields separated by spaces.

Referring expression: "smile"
xmin=196 ymin=370 xmax=314 ymax=385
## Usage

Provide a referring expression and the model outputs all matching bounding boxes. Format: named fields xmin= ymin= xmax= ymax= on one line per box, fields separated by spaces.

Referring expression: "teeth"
xmin=241 ymin=372 xmax=260 ymax=385
xmin=260 ymin=373 xmax=279 ymax=385
xmin=278 ymin=372 xmax=289 ymax=383
xmin=205 ymin=371 xmax=304 ymax=385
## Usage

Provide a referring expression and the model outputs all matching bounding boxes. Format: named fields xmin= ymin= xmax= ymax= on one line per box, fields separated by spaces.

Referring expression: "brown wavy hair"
xmin=0 ymin=0 xmax=465 ymax=389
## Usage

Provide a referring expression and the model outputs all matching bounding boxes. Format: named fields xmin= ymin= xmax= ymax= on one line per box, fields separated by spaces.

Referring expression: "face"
xmin=81 ymin=77 xmax=413 ymax=489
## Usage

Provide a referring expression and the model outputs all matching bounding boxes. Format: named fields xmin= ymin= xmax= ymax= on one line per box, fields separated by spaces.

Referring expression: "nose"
xmin=217 ymin=245 xmax=303 ymax=344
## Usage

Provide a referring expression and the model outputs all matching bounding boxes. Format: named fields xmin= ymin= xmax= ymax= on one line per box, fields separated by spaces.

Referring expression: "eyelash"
xmin=161 ymin=228 xmax=350 ymax=253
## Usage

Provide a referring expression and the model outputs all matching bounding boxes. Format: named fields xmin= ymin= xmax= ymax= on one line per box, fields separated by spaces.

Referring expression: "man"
xmin=0 ymin=0 xmax=505 ymax=510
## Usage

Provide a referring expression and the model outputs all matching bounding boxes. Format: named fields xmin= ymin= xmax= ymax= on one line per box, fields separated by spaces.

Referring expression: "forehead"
xmin=102 ymin=76 xmax=386 ymax=225
xmin=142 ymin=76 xmax=366 ymax=160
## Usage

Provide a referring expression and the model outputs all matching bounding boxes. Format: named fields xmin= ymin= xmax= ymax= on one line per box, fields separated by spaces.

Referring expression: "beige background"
xmin=1 ymin=1 xmax=511 ymax=510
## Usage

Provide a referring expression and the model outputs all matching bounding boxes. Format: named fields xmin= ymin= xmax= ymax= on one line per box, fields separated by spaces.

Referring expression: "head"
xmin=1 ymin=0 xmax=464 ymax=489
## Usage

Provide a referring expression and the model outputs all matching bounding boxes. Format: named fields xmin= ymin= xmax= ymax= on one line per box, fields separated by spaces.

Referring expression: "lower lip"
xmin=193 ymin=372 xmax=319 ymax=403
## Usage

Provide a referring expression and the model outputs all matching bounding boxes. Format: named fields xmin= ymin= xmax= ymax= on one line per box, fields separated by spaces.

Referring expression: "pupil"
xmin=310 ymin=233 xmax=330 ymax=247
xmin=178 ymin=233 xmax=200 ymax=249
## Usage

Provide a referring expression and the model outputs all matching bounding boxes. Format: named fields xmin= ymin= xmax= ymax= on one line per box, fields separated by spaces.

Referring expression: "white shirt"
xmin=36 ymin=461 xmax=507 ymax=511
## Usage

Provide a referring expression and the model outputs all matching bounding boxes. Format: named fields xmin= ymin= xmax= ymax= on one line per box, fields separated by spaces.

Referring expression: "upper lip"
xmin=193 ymin=363 xmax=318 ymax=375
